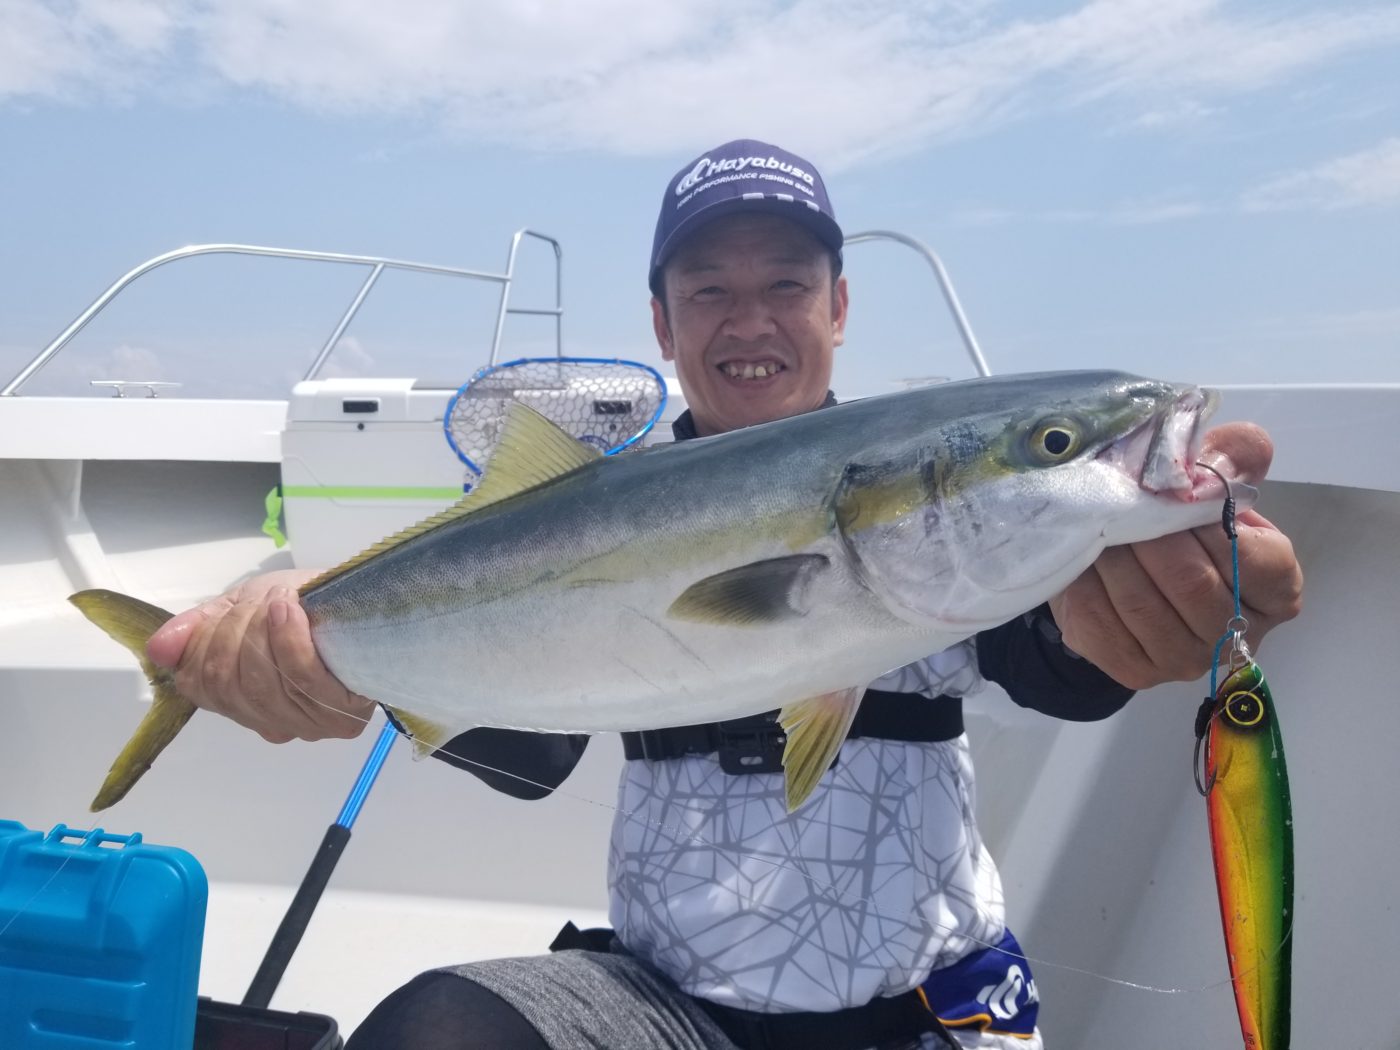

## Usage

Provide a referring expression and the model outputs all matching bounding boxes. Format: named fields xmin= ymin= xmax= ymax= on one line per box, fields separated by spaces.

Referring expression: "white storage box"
xmin=281 ymin=379 xmax=467 ymax=569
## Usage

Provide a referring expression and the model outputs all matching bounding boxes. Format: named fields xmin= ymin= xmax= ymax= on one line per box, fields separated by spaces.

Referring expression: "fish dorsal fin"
xmin=778 ymin=686 xmax=864 ymax=812
xmin=300 ymin=402 xmax=602 ymax=593
xmin=468 ymin=399 xmax=607 ymax=500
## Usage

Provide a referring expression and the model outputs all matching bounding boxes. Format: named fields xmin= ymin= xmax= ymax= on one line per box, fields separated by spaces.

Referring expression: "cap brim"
xmin=649 ymin=195 xmax=844 ymax=295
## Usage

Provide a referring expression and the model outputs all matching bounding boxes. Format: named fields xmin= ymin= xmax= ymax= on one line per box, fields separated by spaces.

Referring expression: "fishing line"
xmin=9 ymin=477 xmax=1277 ymax=995
xmin=227 ymin=630 xmax=1265 ymax=999
xmin=0 ymin=845 xmax=78 ymax=941
xmin=2 ymin=622 xmax=1274 ymax=999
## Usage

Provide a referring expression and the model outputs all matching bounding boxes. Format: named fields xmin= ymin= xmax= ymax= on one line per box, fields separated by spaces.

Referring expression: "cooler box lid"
xmin=287 ymin=378 xmax=456 ymax=425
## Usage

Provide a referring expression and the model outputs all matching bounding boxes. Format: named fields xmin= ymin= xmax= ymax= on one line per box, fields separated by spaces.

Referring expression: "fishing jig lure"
xmin=1193 ymin=464 xmax=1293 ymax=1050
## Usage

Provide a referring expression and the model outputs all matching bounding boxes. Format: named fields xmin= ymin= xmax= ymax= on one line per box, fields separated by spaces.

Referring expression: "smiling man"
xmin=652 ymin=210 xmax=847 ymax=435
xmin=153 ymin=139 xmax=1302 ymax=1050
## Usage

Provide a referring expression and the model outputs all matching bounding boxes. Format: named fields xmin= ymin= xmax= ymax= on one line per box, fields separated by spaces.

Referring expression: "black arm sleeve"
xmin=976 ymin=604 xmax=1135 ymax=722
xmin=430 ymin=727 xmax=589 ymax=800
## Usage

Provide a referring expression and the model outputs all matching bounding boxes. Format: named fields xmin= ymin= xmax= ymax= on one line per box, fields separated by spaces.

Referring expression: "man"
xmin=149 ymin=140 xmax=1303 ymax=1048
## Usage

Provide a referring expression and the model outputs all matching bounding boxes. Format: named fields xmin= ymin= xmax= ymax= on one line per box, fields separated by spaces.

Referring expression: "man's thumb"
xmin=146 ymin=606 xmax=208 ymax=669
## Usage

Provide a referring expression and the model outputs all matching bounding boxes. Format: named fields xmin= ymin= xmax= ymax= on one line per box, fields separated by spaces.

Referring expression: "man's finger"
xmin=266 ymin=588 xmax=373 ymax=740
xmin=1053 ymin=566 xmax=1154 ymax=690
xmin=170 ymin=596 xmax=243 ymax=714
xmin=235 ymin=596 xmax=325 ymax=743
xmin=1199 ymin=422 xmax=1273 ymax=486
xmin=1094 ymin=543 xmax=1214 ymax=683
xmin=148 ymin=596 xmax=233 ymax=670
xmin=1129 ymin=531 xmax=1237 ymax=651
xmin=1190 ymin=518 xmax=1303 ymax=649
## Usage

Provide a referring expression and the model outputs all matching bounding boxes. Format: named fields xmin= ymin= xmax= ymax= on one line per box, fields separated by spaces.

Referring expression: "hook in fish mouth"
xmin=1140 ymin=387 xmax=1215 ymax=495
xmin=1102 ymin=387 xmax=1258 ymax=508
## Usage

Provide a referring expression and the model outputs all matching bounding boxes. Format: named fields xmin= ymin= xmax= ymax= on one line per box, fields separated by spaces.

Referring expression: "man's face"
xmin=652 ymin=213 xmax=848 ymax=436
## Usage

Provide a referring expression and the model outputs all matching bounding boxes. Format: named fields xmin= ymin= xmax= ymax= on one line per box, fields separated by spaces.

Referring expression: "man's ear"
xmin=831 ymin=275 xmax=849 ymax=348
xmin=652 ymin=297 xmax=675 ymax=361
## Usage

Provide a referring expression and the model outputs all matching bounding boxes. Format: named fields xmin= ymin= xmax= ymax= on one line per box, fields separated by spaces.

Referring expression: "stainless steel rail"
xmin=4 ymin=228 xmax=985 ymax=394
xmin=490 ymin=230 xmax=562 ymax=366
xmin=1 ymin=232 xmax=563 ymax=396
xmin=844 ymin=230 xmax=992 ymax=377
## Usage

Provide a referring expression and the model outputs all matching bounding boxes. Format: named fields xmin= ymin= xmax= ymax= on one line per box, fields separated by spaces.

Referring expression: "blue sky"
xmin=2 ymin=0 xmax=1397 ymax=400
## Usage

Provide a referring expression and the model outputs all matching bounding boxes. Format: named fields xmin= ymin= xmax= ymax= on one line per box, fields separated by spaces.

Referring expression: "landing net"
xmin=443 ymin=357 xmax=668 ymax=478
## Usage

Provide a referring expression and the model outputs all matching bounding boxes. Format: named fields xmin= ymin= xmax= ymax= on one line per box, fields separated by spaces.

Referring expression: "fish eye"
xmin=1028 ymin=420 xmax=1081 ymax=463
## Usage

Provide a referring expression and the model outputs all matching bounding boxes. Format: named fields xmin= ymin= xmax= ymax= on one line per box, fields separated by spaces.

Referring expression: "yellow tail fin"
xmin=69 ymin=589 xmax=195 ymax=811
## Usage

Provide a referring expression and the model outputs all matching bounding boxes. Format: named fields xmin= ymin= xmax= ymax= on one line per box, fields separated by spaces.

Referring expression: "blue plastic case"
xmin=0 ymin=820 xmax=208 ymax=1049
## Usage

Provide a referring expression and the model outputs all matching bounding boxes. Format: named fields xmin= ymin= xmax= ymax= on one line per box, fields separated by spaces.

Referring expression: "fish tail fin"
xmin=69 ymin=589 xmax=196 ymax=811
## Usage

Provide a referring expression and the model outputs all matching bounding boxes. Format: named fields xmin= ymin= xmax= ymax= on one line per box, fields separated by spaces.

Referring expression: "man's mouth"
xmin=717 ymin=360 xmax=786 ymax=381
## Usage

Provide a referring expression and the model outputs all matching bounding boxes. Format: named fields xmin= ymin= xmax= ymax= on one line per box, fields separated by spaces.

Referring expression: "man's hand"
xmin=1049 ymin=422 xmax=1304 ymax=692
xmin=146 ymin=569 xmax=375 ymax=742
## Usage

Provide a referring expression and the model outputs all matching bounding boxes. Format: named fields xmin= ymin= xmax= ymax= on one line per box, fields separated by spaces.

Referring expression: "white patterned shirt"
xmin=607 ymin=640 xmax=1005 ymax=1016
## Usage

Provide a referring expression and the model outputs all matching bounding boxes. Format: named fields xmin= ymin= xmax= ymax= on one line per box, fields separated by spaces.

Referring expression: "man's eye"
xmin=692 ymin=286 xmax=725 ymax=299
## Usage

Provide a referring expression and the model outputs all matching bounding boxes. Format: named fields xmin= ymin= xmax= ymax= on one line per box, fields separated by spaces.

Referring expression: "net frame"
xmin=443 ymin=356 xmax=668 ymax=476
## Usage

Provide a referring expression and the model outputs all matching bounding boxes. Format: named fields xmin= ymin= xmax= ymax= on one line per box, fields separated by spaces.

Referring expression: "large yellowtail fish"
xmin=72 ymin=370 xmax=1248 ymax=814
xmin=1200 ymin=661 xmax=1293 ymax=1049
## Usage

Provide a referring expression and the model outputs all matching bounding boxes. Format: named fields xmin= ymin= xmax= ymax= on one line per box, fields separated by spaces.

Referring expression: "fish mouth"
xmin=1099 ymin=386 xmax=1258 ymax=506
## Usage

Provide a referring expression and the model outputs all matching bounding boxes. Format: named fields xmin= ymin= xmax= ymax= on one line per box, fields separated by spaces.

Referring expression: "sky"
xmin=2 ymin=0 xmax=1398 ymax=401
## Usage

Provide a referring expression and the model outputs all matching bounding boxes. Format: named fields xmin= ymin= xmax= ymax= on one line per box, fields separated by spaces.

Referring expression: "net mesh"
xmin=445 ymin=358 xmax=667 ymax=474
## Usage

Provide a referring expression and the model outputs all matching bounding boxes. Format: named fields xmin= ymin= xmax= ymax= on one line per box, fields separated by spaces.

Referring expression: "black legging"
xmin=346 ymin=970 xmax=550 ymax=1050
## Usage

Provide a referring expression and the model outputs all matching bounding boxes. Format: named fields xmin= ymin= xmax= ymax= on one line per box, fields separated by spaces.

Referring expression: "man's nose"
xmin=722 ymin=292 xmax=778 ymax=341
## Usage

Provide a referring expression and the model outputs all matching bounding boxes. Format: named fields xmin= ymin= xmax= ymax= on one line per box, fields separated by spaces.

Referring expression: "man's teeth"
xmin=721 ymin=362 xmax=784 ymax=380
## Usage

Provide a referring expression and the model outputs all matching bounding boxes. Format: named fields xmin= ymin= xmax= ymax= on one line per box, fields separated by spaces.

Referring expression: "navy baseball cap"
xmin=649 ymin=138 xmax=844 ymax=295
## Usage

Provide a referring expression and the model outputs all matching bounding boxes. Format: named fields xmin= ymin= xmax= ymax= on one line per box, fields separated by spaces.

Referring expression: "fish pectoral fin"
xmin=666 ymin=554 xmax=830 ymax=626
xmin=386 ymin=706 xmax=455 ymax=761
xmin=301 ymin=402 xmax=602 ymax=594
xmin=778 ymin=686 xmax=864 ymax=812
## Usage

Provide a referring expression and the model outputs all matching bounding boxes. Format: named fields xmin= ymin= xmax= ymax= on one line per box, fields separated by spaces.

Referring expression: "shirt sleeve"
xmin=975 ymin=604 xmax=1135 ymax=722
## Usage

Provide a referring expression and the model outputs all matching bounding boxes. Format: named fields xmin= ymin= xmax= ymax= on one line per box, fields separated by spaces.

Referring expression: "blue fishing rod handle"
xmin=337 ymin=721 xmax=398 ymax=828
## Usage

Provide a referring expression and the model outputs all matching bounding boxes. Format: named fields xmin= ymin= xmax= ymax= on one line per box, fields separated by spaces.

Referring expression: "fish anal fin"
xmin=301 ymin=403 xmax=602 ymax=594
xmin=386 ymin=706 xmax=455 ymax=760
xmin=667 ymin=554 xmax=830 ymax=626
xmin=778 ymin=686 xmax=864 ymax=812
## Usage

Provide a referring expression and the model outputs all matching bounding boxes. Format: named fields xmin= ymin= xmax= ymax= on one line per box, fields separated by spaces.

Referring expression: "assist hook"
xmin=1191 ymin=459 xmax=1252 ymax=796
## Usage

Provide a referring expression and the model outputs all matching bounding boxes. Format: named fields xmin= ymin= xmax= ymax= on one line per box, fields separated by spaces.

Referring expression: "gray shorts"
xmin=448 ymin=948 xmax=957 ymax=1050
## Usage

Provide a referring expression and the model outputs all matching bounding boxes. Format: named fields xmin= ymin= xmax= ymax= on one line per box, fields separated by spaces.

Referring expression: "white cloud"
xmin=3 ymin=0 xmax=1398 ymax=169
xmin=312 ymin=334 xmax=376 ymax=380
xmin=1242 ymin=137 xmax=1400 ymax=212
xmin=953 ymin=199 xmax=1207 ymax=225
xmin=0 ymin=0 xmax=178 ymax=99
xmin=1054 ymin=0 xmax=1400 ymax=98
xmin=105 ymin=343 xmax=166 ymax=379
xmin=19 ymin=341 xmax=168 ymax=396
xmin=1123 ymin=100 xmax=1222 ymax=130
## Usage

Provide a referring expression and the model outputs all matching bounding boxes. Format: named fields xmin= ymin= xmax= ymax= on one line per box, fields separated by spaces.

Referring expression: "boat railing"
xmin=0 ymin=230 xmax=563 ymax=397
xmin=3 ymin=227 xmax=990 ymax=397
xmin=843 ymin=230 xmax=991 ymax=378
